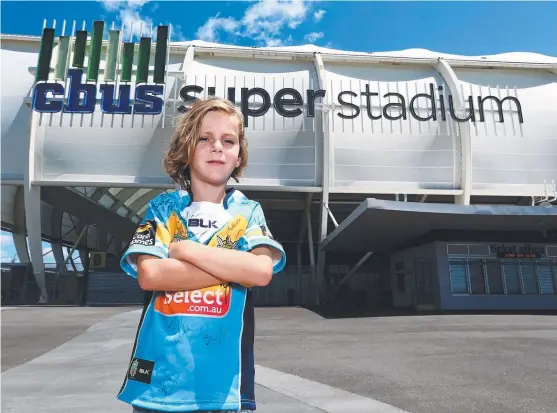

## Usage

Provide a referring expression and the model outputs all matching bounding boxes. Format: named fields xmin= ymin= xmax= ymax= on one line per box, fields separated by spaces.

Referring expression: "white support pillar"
xmin=12 ymin=186 xmax=30 ymax=264
xmin=24 ymin=110 xmax=48 ymax=303
xmin=435 ymin=58 xmax=472 ymax=205
xmin=313 ymin=52 xmax=333 ymax=305
xmin=296 ymin=193 xmax=312 ymax=280
xmin=51 ymin=209 xmax=66 ymax=273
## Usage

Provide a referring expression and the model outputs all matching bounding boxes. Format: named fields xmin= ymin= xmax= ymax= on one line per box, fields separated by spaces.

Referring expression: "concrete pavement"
xmin=2 ymin=306 xmax=557 ymax=413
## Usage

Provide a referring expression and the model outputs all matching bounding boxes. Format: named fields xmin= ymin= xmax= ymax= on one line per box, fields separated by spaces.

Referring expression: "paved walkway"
xmin=4 ymin=306 xmax=555 ymax=413
xmin=1 ymin=308 xmax=408 ymax=413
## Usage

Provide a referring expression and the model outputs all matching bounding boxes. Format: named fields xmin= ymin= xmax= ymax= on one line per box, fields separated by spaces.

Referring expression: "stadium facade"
xmin=1 ymin=20 xmax=556 ymax=312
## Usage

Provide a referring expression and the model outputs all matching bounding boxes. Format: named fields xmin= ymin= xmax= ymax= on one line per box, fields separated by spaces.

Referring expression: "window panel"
xmin=536 ymin=262 xmax=556 ymax=295
xmin=469 ymin=260 xmax=486 ymax=294
xmin=99 ymin=194 xmax=115 ymax=208
xmin=520 ymin=261 xmax=539 ymax=295
xmin=503 ymin=261 xmax=521 ymax=294
xmin=449 ymin=260 xmax=468 ymax=294
xmin=486 ymin=260 xmax=504 ymax=294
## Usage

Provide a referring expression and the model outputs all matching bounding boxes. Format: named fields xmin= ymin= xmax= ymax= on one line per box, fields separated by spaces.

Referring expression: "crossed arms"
xmin=136 ymin=239 xmax=279 ymax=291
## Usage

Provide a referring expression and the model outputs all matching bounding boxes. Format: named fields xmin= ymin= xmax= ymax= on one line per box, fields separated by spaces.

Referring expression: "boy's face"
xmin=190 ymin=110 xmax=242 ymax=187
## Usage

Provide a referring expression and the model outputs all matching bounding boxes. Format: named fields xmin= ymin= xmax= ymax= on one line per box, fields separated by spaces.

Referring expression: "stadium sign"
xmin=179 ymin=83 xmax=524 ymax=125
xmin=31 ymin=20 xmax=169 ymax=115
xmin=31 ymin=20 xmax=524 ymax=126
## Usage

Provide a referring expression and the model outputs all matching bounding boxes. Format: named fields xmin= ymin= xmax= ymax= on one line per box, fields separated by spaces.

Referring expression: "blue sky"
xmin=1 ymin=230 xmax=82 ymax=266
xmin=1 ymin=1 xmax=556 ymax=56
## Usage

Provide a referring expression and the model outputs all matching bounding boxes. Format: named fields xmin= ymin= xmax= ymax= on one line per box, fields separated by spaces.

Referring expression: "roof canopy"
xmin=321 ymin=199 xmax=557 ymax=253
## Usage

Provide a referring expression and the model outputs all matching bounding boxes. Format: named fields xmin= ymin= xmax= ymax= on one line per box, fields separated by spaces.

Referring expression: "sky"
xmin=0 ymin=0 xmax=556 ymax=264
xmin=1 ymin=230 xmax=82 ymax=267
xmin=0 ymin=1 xmax=556 ymax=57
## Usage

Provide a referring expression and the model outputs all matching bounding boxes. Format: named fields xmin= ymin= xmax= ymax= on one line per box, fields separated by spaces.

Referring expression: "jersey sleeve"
xmin=242 ymin=203 xmax=286 ymax=274
xmin=120 ymin=201 xmax=172 ymax=278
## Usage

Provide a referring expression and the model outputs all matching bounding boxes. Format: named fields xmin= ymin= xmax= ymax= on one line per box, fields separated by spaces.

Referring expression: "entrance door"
xmin=414 ymin=259 xmax=435 ymax=307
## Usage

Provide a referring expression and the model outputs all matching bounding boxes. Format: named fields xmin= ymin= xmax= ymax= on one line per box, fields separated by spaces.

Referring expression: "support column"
xmin=24 ymin=185 xmax=47 ymax=303
xmin=435 ymin=58 xmax=472 ymax=205
xmin=12 ymin=186 xmax=30 ymax=264
xmin=97 ymin=228 xmax=108 ymax=251
xmin=24 ymin=110 xmax=47 ymax=303
xmin=313 ymin=52 xmax=332 ymax=305
xmin=51 ymin=208 xmax=66 ymax=273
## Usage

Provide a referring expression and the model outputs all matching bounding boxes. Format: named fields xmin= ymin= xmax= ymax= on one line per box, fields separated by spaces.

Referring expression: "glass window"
xmin=486 ymin=260 xmax=504 ymax=294
xmin=449 ymin=260 xmax=468 ymax=294
xmin=449 ymin=256 xmax=557 ymax=296
xmin=469 ymin=260 xmax=486 ymax=294
xmin=536 ymin=262 xmax=556 ymax=295
xmin=502 ymin=261 xmax=521 ymax=294
xmin=520 ymin=261 xmax=539 ymax=295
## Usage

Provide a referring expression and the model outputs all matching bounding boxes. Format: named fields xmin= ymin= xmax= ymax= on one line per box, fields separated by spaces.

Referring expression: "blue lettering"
xmin=99 ymin=84 xmax=132 ymax=114
xmin=32 ymin=83 xmax=64 ymax=112
xmin=31 ymin=69 xmax=166 ymax=115
xmin=64 ymin=69 xmax=96 ymax=113
xmin=134 ymin=85 xmax=164 ymax=115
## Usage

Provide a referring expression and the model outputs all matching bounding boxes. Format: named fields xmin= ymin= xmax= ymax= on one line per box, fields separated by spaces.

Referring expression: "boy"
xmin=117 ymin=97 xmax=286 ymax=413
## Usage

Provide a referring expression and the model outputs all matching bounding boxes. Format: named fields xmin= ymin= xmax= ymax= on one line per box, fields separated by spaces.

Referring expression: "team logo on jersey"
xmin=130 ymin=219 xmax=157 ymax=247
xmin=155 ymin=284 xmax=232 ymax=317
xmin=216 ymin=235 xmax=238 ymax=249
xmin=167 ymin=211 xmax=188 ymax=242
xmin=129 ymin=359 xmax=138 ymax=377
xmin=207 ymin=215 xmax=248 ymax=248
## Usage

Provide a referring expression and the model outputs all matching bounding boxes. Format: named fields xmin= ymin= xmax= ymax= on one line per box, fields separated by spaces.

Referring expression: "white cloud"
xmin=99 ymin=0 xmax=187 ymax=41
xmin=314 ymin=9 xmax=326 ymax=22
xmin=195 ymin=13 xmax=240 ymax=43
xmin=196 ymin=0 xmax=324 ymax=47
xmin=304 ymin=32 xmax=324 ymax=43
xmin=1 ymin=233 xmax=17 ymax=263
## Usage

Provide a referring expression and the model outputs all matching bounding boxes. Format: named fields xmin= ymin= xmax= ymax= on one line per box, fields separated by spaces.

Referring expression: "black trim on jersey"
xmin=117 ymin=291 xmax=155 ymax=396
xmin=223 ymin=187 xmax=235 ymax=210
xmin=240 ymin=288 xmax=255 ymax=406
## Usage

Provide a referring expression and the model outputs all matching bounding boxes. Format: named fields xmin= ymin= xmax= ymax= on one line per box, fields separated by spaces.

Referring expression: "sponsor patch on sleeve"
xmin=260 ymin=224 xmax=274 ymax=240
xmin=128 ymin=358 xmax=155 ymax=384
xmin=130 ymin=219 xmax=157 ymax=247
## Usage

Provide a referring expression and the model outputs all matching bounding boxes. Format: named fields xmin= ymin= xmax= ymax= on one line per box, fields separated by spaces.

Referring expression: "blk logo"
xmin=188 ymin=218 xmax=218 ymax=229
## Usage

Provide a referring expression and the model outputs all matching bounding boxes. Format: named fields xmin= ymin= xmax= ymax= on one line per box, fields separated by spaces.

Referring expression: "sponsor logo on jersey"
xmin=154 ymin=285 xmax=232 ymax=317
xmin=128 ymin=358 xmax=155 ymax=384
xmin=130 ymin=219 xmax=157 ymax=247
xmin=188 ymin=218 xmax=218 ymax=229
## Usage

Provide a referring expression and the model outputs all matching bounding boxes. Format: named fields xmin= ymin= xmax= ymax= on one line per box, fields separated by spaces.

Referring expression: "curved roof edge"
xmin=2 ymin=33 xmax=556 ymax=66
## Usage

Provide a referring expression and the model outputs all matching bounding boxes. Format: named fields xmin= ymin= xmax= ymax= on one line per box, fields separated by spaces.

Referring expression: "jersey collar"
xmin=176 ymin=187 xmax=238 ymax=210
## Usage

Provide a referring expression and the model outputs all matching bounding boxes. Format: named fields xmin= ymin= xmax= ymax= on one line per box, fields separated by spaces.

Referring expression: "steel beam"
xmin=41 ymin=187 xmax=137 ymax=241
xmin=327 ymin=252 xmax=374 ymax=303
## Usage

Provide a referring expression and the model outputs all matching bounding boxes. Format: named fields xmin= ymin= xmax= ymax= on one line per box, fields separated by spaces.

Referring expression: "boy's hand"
xmin=168 ymin=239 xmax=193 ymax=260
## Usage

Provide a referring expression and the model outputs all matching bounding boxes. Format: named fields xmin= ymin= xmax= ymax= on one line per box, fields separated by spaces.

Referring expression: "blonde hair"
xmin=163 ymin=97 xmax=248 ymax=192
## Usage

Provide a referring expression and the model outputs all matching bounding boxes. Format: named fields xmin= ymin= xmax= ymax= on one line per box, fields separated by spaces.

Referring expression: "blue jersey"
xmin=117 ymin=188 xmax=286 ymax=412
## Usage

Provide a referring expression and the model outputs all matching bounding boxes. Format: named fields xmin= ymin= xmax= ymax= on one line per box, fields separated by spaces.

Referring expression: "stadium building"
xmin=1 ymin=20 xmax=557 ymax=312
